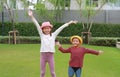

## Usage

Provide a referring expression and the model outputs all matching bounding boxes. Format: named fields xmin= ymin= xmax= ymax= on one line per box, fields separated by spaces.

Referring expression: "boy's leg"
xmin=68 ymin=66 xmax=74 ymax=77
xmin=75 ymin=68 xmax=82 ymax=77
xmin=40 ymin=53 xmax=47 ymax=77
xmin=48 ymin=53 xmax=56 ymax=77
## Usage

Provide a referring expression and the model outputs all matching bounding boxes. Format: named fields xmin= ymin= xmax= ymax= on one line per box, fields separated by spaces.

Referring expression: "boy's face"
xmin=72 ymin=38 xmax=80 ymax=47
xmin=42 ymin=26 xmax=52 ymax=35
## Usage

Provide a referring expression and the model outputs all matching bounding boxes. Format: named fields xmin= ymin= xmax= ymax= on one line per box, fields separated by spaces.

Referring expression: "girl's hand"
xmin=28 ymin=10 xmax=33 ymax=17
xmin=68 ymin=20 xmax=78 ymax=25
xmin=99 ymin=50 xmax=103 ymax=55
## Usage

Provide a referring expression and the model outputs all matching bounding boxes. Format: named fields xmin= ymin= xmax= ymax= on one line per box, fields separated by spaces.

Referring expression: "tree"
xmin=0 ymin=0 xmax=27 ymax=44
xmin=76 ymin=0 xmax=117 ymax=44
xmin=1 ymin=0 xmax=17 ymax=44
xmin=31 ymin=0 xmax=117 ymax=44
xmin=0 ymin=0 xmax=117 ymax=44
xmin=0 ymin=0 xmax=29 ymax=29
xmin=32 ymin=0 xmax=70 ymax=23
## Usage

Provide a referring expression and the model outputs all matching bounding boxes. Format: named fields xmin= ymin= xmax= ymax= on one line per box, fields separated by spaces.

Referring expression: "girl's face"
xmin=42 ymin=26 xmax=52 ymax=35
xmin=72 ymin=38 xmax=80 ymax=47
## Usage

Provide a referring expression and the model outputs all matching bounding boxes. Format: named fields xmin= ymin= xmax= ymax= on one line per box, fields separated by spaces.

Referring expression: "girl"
xmin=28 ymin=10 xmax=77 ymax=77
xmin=56 ymin=35 xmax=103 ymax=77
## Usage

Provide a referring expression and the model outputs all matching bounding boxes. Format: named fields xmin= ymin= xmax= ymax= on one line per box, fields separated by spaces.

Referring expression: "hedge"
xmin=0 ymin=36 xmax=40 ymax=44
xmin=89 ymin=38 xmax=118 ymax=47
xmin=0 ymin=22 xmax=120 ymax=37
xmin=0 ymin=36 xmax=70 ymax=44
xmin=0 ymin=36 xmax=120 ymax=47
xmin=91 ymin=23 xmax=120 ymax=37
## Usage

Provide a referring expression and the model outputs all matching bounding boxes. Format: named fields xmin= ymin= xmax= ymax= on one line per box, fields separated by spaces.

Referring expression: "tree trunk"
xmin=81 ymin=32 xmax=91 ymax=44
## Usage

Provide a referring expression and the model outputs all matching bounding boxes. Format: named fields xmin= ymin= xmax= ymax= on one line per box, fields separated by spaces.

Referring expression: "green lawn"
xmin=0 ymin=44 xmax=120 ymax=77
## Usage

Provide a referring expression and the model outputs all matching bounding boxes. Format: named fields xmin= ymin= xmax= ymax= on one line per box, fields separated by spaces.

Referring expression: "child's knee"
xmin=41 ymin=72 xmax=45 ymax=76
xmin=51 ymin=72 xmax=56 ymax=77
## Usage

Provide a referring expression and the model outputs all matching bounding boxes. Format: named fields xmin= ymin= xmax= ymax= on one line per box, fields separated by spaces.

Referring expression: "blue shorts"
xmin=68 ymin=66 xmax=82 ymax=77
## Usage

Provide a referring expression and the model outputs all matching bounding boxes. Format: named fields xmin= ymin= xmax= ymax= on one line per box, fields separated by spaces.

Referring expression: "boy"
xmin=56 ymin=35 xmax=103 ymax=77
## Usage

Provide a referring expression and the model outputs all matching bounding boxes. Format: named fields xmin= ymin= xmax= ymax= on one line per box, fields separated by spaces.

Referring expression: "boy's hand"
xmin=55 ymin=41 xmax=62 ymax=47
xmin=68 ymin=20 xmax=78 ymax=25
xmin=99 ymin=50 xmax=103 ymax=55
xmin=28 ymin=10 xmax=33 ymax=17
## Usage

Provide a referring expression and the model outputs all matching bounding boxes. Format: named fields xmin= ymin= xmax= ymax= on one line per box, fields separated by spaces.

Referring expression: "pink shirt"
xmin=59 ymin=46 xmax=99 ymax=68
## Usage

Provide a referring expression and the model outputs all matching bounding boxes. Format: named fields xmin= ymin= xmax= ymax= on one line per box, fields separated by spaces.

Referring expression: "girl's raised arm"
xmin=54 ymin=20 xmax=78 ymax=36
xmin=28 ymin=10 xmax=43 ymax=35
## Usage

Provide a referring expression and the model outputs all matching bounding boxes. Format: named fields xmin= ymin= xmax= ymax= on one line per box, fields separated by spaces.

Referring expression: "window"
xmin=114 ymin=0 xmax=120 ymax=7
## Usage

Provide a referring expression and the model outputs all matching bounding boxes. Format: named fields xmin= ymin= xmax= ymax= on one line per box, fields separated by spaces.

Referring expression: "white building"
xmin=70 ymin=0 xmax=120 ymax=10
xmin=3 ymin=0 xmax=120 ymax=10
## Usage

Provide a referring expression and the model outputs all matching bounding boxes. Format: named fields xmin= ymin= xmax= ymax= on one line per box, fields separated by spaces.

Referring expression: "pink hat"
xmin=41 ymin=21 xmax=53 ymax=29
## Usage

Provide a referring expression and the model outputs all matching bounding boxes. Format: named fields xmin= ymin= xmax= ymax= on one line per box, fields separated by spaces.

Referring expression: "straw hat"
xmin=70 ymin=35 xmax=83 ymax=44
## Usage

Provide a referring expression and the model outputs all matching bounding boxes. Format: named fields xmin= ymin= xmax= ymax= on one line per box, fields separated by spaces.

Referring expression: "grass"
xmin=0 ymin=44 xmax=120 ymax=77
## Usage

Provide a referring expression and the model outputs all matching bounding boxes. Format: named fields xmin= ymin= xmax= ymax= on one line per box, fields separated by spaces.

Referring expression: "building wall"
xmin=0 ymin=10 xmax=120 ymax=24
xmin=4 ymin=0 xmax=120 ymax=10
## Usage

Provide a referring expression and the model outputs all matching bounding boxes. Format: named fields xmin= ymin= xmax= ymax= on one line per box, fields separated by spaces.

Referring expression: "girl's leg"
xmin=75 ymin=68 xmax=82 ymax=77
xmin=48 ymin=53 xmax=56 ymax=77
xmin=40 ymin=53 xmax=47 ymax=77
xmin=68 ymin=66 xmax=74 ymax=77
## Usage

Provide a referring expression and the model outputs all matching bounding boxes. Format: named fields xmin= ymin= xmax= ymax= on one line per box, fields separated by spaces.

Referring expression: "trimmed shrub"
xmin=89 ymin=38 xmax=117 ymax=47
xmin=0 ymin=36 xmax=9 ymax=44
xmin=0 ymin=36 xmax=119 ymax=47
xmin=0 ymin=36 xmax=70 ymax=44
xmin=0 ymin=22 xmax=120 ymax=37
xmin=19 ymin=36 xmax=40 ymax=44
xmin=0 ymin=36 xmax=40 ymax=44
xmin=91 ymin=23 xmax=120 ymax=37
xmin=117 ymin=39 xmax=120 ymax=41
xmin=56 ymin=36 xmax=70 ymax=44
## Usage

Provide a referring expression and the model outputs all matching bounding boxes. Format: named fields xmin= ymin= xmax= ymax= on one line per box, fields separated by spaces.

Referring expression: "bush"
xmin=56 ymin=36 xmax=70 ymax=44
xmin=0 ymin=36 xmax=70 ymax=44
xmin=19 ymin=36 xmax=40 ymax=44
xmin=0 ymin=36 xmax=40 ymax=44
xmin=0 ymin=36 xmax=119 ymax=47
xmin=91 ymin=23 xmax=120 ymax=37
xmin=0 ymin=36 xmax=9 ymax=44
xmin=0 ymin=22 xmax=120 ymax=37
xmin=89 ymin=38 xmax=117 ymax=47
xmin=0 ymin=22 xmax=39 ymax=36
xmin=117 ymin=39 xmax=120 ymax=41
